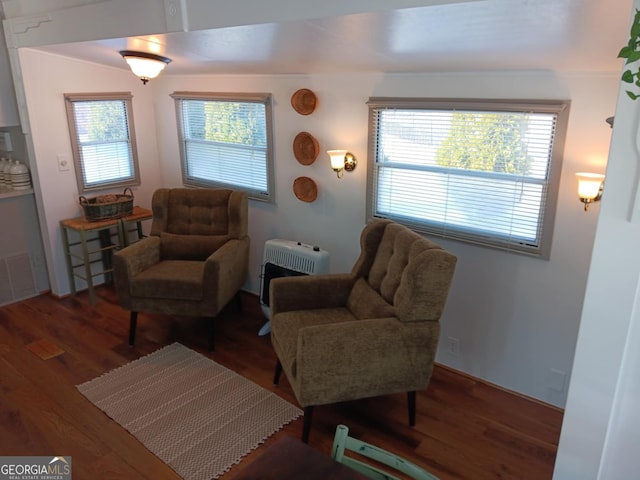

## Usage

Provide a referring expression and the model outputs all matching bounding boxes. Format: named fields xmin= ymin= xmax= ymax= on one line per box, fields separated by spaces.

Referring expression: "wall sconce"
xmin=327 ymin=150 xmax=357 ymax=178
xmin=576 ymin=172 xmax=605 ymax=211
xmin=119 ymin=50 xmax=172 ymax=85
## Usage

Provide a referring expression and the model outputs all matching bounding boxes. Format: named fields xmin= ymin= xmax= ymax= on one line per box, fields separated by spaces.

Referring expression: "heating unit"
xmin=258 ymin=239 xmax=329 ymax=335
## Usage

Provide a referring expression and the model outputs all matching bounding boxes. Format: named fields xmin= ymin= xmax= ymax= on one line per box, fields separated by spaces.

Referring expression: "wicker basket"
xmin=79 ymin=187 xmax=134 ymax=221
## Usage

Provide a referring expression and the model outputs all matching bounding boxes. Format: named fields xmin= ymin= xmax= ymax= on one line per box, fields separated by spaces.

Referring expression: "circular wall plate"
xmin=293 ymin=176 xmax=318 ymax=202
xmin=293 ymin=132 xmax=320 ymax=165
xmin=291 ymin=89 xmax=317 ymax=115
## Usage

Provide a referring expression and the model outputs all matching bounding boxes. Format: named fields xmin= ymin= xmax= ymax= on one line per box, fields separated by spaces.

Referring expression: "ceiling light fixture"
xmin=119 ymin=50 xmax=171 ymax=85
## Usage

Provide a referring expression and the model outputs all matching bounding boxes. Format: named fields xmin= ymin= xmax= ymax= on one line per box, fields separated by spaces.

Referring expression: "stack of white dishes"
xmin=2 ymin=159 xmax=12 ymax=189
xmin=9 ymin=160 xmax=31 ymax=190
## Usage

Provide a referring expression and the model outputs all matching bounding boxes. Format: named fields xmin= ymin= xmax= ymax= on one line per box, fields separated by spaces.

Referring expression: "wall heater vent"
xmin=258 ymin=239 xmax=329 ymax=335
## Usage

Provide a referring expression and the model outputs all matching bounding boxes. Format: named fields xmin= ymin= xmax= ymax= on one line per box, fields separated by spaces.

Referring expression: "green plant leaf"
xmin=632 ymin=9 xmax=640 ymax=37
xmin=621 ymin=9 xmax=640 ymax=100
xmin=619 ymin=46 xmax=633 ymax=58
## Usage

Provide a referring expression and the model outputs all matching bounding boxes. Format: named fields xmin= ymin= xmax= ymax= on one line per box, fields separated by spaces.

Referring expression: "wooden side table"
xmin=60 ymin=206 xmax=152 ymax=305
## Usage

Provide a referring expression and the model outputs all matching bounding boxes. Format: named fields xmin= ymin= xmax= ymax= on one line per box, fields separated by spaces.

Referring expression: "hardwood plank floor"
xmin=0 ymin=286 xmax=563 ymax=479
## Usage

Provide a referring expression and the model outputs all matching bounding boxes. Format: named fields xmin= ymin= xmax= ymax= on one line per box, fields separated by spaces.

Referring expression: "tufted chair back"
xmin=349 ymin=219 xmax=457 ymax=323
xmin=148 ymin=188 xmax=248 ymax=261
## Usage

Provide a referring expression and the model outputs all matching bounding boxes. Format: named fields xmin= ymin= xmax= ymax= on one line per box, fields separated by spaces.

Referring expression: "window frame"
xmin=366 ymin=97 xmax=570 ymax=258
xmin=64 ymin=92 xmax=140 ymax=194
xmin=171 ymin=91 xmax=275 ymax=203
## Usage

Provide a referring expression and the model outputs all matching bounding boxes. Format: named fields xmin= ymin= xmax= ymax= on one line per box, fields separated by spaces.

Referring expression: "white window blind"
xmin=64 ymin=92 xmax=140 ymax=193
xmin=172 ymin=92 xmax=274 ymax=202
xmin=367 ymin=98 xmax=570 ymax=257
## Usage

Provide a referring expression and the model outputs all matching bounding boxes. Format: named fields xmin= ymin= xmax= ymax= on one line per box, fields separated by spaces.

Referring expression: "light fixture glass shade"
xmin=119 ymin=50 xmax=171 ymax=84
xmin=327 ymin=150 xmax=348 ymax=171
xmin=576 ymin=172 xmax=605 ymax=200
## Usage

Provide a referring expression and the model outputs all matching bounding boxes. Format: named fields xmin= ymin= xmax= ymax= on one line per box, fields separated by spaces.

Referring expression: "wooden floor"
xmin=0 ymin=286 xmax=563 ymax=479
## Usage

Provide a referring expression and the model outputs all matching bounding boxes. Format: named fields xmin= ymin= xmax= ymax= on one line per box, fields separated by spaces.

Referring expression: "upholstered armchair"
xmin=113 ymin=188 xmax=249 ymax=350
xmin=269 ymin=219 xmax=457 ymax=442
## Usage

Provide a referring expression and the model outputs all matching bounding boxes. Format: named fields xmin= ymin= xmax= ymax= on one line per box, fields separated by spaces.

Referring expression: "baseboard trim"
xmin=434 ymin=362 xmax=564 ymax=412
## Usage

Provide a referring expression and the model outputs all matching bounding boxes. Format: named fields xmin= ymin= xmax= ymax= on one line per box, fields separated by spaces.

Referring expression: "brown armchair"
xmin=269 ymin=219 xmax=457 ymax=442
xmin=113 ymin=188 xmax=249 ymax=350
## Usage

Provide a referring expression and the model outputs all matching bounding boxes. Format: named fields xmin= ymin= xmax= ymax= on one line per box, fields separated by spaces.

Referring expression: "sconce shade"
xmin=576 ymin=172 xmax=605 ymax=211
xmin=327 ymin=149 xmax=357 ymax=178
xmin=328 ymin=150 xmax=348 ymax=171
xmin=119 ymin=50 xmax=171 ymax=84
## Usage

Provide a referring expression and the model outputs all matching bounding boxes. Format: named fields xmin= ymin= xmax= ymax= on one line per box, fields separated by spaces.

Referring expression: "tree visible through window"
xmin=436 ymin=113 xmax=532 ymax=175
xmin=366 ymin=98 xmax=570 ymax=258
xmin=64 ymin=92 xmax=140 ymax=193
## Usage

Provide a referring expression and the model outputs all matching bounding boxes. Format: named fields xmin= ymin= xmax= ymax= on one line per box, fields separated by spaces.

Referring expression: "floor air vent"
xmin=0 ymin=253 xmax=37 ymax=306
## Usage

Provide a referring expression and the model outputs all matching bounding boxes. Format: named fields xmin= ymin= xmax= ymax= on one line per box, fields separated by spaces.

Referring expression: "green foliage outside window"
xmin=82 ymin=100 xmax=128 ymax=141
xmin=435 ymin=112 xmax=532 ymax=175
xmin=204 ymin=102 xmax=264 ymax=145
xmin=184 ymin=100 xmax=265 ymax=146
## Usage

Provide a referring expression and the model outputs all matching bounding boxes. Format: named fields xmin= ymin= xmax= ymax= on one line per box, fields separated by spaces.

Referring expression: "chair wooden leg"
xmin=302 ymin=406 xmax=314 ymax=444
xmin=273 ymin=360 xmax=283 ymax=385
xmin=235 ymin=292 xmax=243 ymax=312
xmin=207 ymin=317 xmax=215 ymax=352
xmin=408 ymin=390 xmax=416 ymax=426
xmin=129 ymin=311 xmax=138 ymax=346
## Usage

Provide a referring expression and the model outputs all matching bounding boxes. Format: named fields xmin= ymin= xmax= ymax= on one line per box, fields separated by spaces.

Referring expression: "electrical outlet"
xmin=447 ymin=336 xmax=460 ymax=356
xmin=548 ymin=368 xmax=567 ymax=392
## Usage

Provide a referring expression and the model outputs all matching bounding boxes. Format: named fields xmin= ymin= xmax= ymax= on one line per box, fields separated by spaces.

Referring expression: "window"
xmin=172 ymin=92 xmax=274 ymax=202
xmin=64 ymin=92 xmax=140 ymax=193
xmin=367 ymin=98 xmax=570 ymax=258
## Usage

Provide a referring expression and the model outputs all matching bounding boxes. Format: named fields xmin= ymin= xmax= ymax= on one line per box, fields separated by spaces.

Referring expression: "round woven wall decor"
xmin=293 ymin=176 xmax=318 ymax=202
xmin=293 ymin=132 xmax=320 ymax=165
xmin=291 ymin=89 xmax=317 ymax=115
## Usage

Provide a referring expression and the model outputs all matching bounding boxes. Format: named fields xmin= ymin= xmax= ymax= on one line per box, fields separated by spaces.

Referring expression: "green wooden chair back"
xmin=331 ymin=425 xmax=439 ymax=480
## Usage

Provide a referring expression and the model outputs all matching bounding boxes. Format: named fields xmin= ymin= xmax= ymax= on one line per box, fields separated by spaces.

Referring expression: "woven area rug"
xmin=77 ymin=343 xmax=302 ymax=480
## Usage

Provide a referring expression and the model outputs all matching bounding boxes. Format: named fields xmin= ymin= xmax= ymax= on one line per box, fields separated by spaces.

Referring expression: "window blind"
xmin=172 ymin=92 xmax=274 ymax=202
xmin=367 ymin=98 xmax=570 ymax=257
xmin=64 ymin=92 xmax=139 ymax=193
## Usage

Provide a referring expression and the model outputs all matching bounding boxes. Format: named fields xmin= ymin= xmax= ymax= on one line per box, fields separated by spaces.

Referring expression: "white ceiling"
xmin=32 ymin=0 xmax=634 ymax=76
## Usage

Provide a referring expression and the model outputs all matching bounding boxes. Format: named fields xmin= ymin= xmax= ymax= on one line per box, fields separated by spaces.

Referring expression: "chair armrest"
xmin=113 ymin=236 xmax=161 ymax=277
xmin=112 ymin=236 xmax=161 ymax=307
xmin=295 ymin=317 xmax=439 ymax=404
xmin=269 ymin=274 xmax=356 ymax=315
xmin=202 ymin=236 xmax=250 ymax=309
